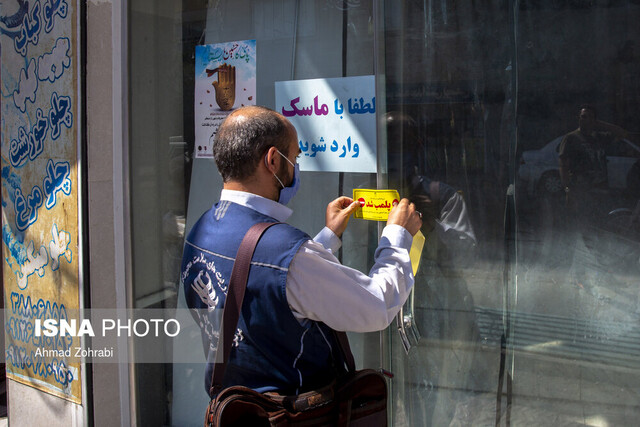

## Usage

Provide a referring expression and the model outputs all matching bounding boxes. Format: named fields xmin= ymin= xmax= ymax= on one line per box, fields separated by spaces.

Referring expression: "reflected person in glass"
xmin=558 ymin=104 xmax=628 ymax=225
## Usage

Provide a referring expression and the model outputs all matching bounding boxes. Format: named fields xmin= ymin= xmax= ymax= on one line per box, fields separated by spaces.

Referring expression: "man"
xmin=559 ymin=105 xmax=627 ymax=219
xmin=182 ymin=105 xmax=422 ymax=397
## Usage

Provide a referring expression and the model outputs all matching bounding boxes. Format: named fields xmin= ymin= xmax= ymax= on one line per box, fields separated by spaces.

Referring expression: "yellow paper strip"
xmin=410 ymin=230 xmax=425 ymax=275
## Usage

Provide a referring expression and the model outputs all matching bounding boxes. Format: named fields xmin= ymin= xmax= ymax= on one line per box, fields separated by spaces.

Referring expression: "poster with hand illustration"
xmin=194 ymin=40 xmax=256 ymax=159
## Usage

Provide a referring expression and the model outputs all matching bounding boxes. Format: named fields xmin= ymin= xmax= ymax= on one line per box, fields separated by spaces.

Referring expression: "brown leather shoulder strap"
xmin=210 ymin=221 xmax=280 ymax=396
xmin=333 ymin=330 xmax=356 ymax=372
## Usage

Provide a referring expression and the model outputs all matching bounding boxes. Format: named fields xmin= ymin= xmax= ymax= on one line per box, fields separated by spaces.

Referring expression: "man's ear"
xmin=263 ymin=146 xmax=280 ymax=174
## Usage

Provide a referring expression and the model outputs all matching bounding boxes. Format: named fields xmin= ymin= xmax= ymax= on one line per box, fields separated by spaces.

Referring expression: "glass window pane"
xmin=383 ymin=2 xmax=508 ymax=424
xmin=513 ymin=2 xmax=640 ymax=426
xmin=129 ymin=1 xmax=187 ymax=425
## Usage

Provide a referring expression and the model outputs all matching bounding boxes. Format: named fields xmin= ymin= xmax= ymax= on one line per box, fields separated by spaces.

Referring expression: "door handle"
xmin=397 ymin=306 xmax=412 ymax=354
xmin=396 ymin=287 xmax=421 ymax=354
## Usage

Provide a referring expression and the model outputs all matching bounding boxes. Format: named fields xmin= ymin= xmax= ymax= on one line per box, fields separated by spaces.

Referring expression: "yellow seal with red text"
xmin=352 ymin=188 xmax=425 ymax=275
xmin=352 ymin=189 xmax=400 ymax=221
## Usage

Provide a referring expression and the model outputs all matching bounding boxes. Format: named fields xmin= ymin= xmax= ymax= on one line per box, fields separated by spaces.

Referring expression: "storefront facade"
xmin=2 ymin=0 xmax=640 ymax=425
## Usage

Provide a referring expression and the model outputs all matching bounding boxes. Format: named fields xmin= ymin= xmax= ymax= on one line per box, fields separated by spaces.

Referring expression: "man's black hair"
xmin=213 ymin=106 xmax=292 ymax=182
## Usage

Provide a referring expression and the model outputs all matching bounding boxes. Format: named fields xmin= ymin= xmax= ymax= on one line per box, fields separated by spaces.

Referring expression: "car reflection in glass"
xmin=518 ymin=137 xmax=640 ymax=198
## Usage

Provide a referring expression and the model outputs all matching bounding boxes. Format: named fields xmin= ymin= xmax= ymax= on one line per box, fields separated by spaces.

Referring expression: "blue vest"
xmin=181 ymin=201 xmax=344 ymax=396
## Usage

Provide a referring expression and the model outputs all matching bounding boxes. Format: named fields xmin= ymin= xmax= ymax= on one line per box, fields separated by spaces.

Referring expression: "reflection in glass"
xmin=385 ymin=0 xmax=640 ymax=425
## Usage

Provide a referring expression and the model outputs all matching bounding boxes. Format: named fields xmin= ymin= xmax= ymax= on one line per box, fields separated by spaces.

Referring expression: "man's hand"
xmin=387 ymin=198 xmax=423 ymax=236
xmin=410 ymin=194 xmax=437 ymax=233
xmin=326 ymin=196 xmax=359 ymax=238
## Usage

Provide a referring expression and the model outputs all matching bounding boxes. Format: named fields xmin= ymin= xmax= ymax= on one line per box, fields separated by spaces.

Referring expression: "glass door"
xmin=382 ymin=2 xmax=509 ymax=425
xmin=382 ymin=1 xmax=640 ymax=425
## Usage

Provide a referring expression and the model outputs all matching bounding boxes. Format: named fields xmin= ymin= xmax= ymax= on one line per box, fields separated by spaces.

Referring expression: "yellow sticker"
xmin=352 ymin=189 xmax=401 ymax=221
xmin=410 ymin=230 xmax=425 ymax=275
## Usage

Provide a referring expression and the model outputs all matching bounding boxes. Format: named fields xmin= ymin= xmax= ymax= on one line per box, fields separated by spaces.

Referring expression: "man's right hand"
xmin=387 ymin=198 xmax=423 ymax=236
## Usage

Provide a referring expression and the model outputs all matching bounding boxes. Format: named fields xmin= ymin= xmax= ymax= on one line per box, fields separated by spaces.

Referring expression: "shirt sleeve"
xmin=285 ymin=224 xmax=415 ymax=333
xmin=312 ymin=226 xmax=342 ymax=254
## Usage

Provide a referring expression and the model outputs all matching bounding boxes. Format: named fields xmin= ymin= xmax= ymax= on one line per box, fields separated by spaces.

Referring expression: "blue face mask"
xmin=272 ymin=150 xmax=300 ymax=205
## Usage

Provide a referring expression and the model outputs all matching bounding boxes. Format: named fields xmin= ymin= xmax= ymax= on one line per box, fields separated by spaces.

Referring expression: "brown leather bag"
xmin=203 ymin=222 xmax=388 ymax=426
xmin=205 ymin=369 xmax=387 ymax=426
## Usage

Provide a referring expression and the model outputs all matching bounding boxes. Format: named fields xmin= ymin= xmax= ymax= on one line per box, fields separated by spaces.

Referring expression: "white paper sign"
xmin=275 ymin=76 xmax=377 ymax=173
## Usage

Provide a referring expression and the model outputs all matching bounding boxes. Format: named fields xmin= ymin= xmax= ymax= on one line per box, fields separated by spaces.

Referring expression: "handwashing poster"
xmin=194 ymin=40 xmax=256 ymax=159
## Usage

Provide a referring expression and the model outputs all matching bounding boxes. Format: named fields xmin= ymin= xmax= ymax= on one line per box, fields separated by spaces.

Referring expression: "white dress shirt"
xmin=220 ymin=190 xmax=415 ymax=333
